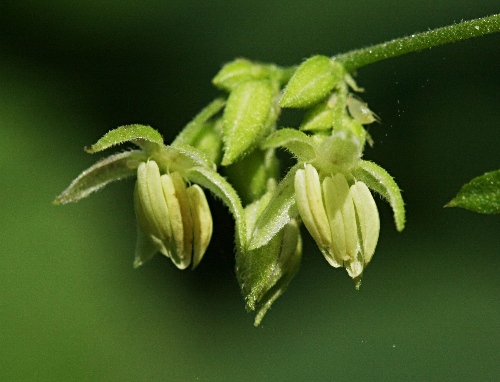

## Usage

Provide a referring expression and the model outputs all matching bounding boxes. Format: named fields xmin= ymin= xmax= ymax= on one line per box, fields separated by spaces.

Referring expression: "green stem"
xmin=334 ymin=13 xmax=500 ymax=72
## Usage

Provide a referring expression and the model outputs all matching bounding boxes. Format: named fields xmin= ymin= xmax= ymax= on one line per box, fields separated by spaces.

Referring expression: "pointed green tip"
xmin=444 ymin=201 xmax=455 ymax=208
xmin=354 ymin=276 xmax=362 ymax=290
xmin=221 ymin=152 xmax=236 ymax=167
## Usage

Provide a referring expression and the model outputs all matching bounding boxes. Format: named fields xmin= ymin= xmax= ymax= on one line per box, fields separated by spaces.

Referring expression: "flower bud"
xmin=212 ymin=59 xmax=266 ymax=92
xmin=280 ymin=55 xmax=344 ymax=108
xmin=238 ymin=216 xmax=302 ymax=326
xmin=134 ymin=160 xmax=212 ymax=269
xmin=221 ymin=79 xmax=275 ymax=166
xmin=346 ymin=94 xmax=378 ymax=125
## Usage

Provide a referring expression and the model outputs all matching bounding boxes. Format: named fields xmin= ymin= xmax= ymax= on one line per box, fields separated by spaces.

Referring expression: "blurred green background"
xmin=1 ymin=1 xmax=499 ymax=381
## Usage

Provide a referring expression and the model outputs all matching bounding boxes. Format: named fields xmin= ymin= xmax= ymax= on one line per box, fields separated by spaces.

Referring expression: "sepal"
xmin=54 ymin=150 xmax=146 ymax=205
xmin=85 ymin=124 xmax=163 ymax=154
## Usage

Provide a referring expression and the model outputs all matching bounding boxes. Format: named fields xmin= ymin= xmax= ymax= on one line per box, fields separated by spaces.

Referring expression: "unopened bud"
xmin=280 ymin=55 xmax=344 ymax=108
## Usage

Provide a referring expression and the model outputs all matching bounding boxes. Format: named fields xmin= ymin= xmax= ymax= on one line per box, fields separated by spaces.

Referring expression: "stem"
xmin=334 ymin=13 xmax=500 ymax=72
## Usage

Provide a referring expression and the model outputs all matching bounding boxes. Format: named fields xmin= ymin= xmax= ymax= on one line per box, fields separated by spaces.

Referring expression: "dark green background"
xmin=1 ymin=2 xmax=499 ymax=381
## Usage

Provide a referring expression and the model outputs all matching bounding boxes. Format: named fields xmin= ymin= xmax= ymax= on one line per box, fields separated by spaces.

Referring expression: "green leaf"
xmin=249 ymin=164 xmax=301 ymax=250
xmin=352 ymin=160 xmax=405 ymax=231
xmin=279 ymin=55 xmax=344 ymax=108
xmin=261 ymin=128 xmax=316 ymax=162
xmin=186 ymin=166 xmax=247 ymax=251
xmin=446 ymin=169 xmax=500 ymax=214
xmin=171 ymin=98 xmax=225 ymax=147
xmin=54 ymin=150 xmax=146 ymax=204
xmin=85 ymin=124 xmax=163 ymax=154
xmin=221 ymin=80 xmax=274 ymax=166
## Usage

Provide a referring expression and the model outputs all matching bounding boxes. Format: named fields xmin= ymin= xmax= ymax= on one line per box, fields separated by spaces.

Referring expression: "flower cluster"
xmin=55 ymin=55 xmax=405 ymax=326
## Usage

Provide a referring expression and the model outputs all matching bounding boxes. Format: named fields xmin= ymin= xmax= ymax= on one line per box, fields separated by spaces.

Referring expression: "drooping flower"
xmin=54 ymin=124 xmax=245 ymax=271
xmin=294 ymin=163 xmax=380 ymax=283
xmin=134 ymin=160 xmax=213 ymax=269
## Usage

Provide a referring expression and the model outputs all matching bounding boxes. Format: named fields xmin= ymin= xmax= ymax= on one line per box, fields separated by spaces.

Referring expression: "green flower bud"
xmin=212 ymin=59 xmax=266 ymax=92
xmin=134 ymin=160 xmax=212 ymax=269
xmin=294 ymin=164 xmax=380 ymax=283
xmin=346 ymin=94 xmax=378 ymax=125
xmin=221 ymin=79 xmax=275 ymax=166
xmin=251 ymin=219 xmax=302 ymax=326
xmin=189 ymin=120 xmax=223 ymax=166
xmin=280 ymin=55 xmax=344 ymax=108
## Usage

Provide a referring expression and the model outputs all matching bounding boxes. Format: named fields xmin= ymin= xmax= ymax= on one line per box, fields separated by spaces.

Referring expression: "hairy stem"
xmin=333 ymin=13 xmax=500 ymax=72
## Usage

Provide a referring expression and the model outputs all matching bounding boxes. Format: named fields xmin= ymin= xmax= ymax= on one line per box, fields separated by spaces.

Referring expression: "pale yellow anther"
xmin=350 ymin=181 xmax=380 ymax=265
xmin=294 ymin=164 xmax=331 ymax=252
xmin=323 ymin=173 xmax=358 ymax=266
xmin=161 ymin=172 xmax=191 ymax=269
xmin=187 ymin=184 xmax=213 ymax=269
xmin=136 ymin=161 xmax=172 ymax=246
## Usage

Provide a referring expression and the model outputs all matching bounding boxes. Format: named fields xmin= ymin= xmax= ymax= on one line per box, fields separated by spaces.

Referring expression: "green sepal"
xmin=300 ymin=101 xmax=335 ymax=131
xmin=248 ymin=164 xmax=301 ymax=250
xmin=446 ymin=169 xmax=500 ymax=214
xmin=85 ymin=124 xmax=163 ymax=154
xmin=341 ymin=117 xmax=367 ymax=149
xmin=186 ymin=166 xmax=247 ymax=251
xmin=171 ymin=98 xmax=225 ymax=149
xmin=279 ymin=55 xmax=344 ymax=108
xmin=187 ymin=120 xmax=223 ymax=166
xmin=221 ymin=80 xmax=275 ymax=166
xmin=261 ymin=128 xmax=317 ymax=162
xmin=54 ymin=150 xmax=147 ymax=205
xmin=351 ymin=160 xmax=405 ymax=231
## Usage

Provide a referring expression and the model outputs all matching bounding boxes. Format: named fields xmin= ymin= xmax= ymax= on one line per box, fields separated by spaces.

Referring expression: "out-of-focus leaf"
xmin=446 ymin=169 xmax=500 ymax=214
